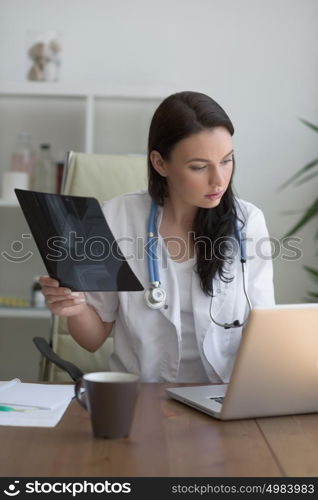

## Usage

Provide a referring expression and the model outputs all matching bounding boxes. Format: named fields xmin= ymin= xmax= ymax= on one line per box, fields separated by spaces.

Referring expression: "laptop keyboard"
xmin=209 ymin=397 xmax=224 ymax=405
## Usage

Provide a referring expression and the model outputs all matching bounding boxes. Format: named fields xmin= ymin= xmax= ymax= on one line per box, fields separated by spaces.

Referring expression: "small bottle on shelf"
xmin=32 ymin=143 xmax=56 ymax=193
xmin=10 ymin=131 xmax=36 ymax=187
xmin=30 ymin=276 xmax=46 ymax=308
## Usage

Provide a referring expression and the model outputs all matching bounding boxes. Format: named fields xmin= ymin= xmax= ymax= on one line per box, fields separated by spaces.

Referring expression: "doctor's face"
xmin=152 ymin=127 xmax=234 ymax=210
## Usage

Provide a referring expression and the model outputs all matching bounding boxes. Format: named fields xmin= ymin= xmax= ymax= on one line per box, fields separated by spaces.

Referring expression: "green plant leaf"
xmin=298 ymin=118 xmax=318 ymax=133
xmin=294 ymin=169 xmax=318 ymax=186
xmin=281 ymin=117 xmax=318 ymax=300
xmin=280 ymin=208 xmax=307 ymax=216
xmin=305 ymin=296 xmax=318 ymax=303
xmin=283 ymin=198 xmax=318 ymax=237
xmin=304 ymin=266 xmax=318 ymax=281
xmin=278 ymin=158 xmax=318 ymax=190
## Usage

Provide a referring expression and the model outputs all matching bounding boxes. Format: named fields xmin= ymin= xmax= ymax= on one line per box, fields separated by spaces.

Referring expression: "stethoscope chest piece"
xmin=144 ymin=286 xmax=166 ymax=309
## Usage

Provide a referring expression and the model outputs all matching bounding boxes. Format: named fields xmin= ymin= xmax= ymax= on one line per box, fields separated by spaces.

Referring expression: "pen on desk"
xmin=0 ymin=405 xmax=47 ymax=412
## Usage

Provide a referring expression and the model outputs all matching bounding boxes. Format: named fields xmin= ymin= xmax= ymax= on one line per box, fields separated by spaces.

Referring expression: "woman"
xmin=40 ymin=91 xmax=275 ymax=383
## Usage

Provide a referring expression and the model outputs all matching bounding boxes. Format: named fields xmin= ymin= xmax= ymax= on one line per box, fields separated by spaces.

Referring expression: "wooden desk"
xmin=1 ymin=383 xmax=318 ymax=477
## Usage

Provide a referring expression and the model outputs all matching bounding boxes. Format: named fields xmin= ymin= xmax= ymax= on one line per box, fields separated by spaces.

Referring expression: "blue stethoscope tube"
xmin=144 ymin=200 xmax=167 ymax=309
xmin=147 ymin=200 xmax=160 ymax=285
xmin=145 ymin=200 xmax=252 ymax=327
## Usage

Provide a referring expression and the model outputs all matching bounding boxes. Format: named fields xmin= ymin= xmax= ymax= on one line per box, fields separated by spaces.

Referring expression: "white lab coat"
xmin=85 ymin=191 xmax=275 ymax=383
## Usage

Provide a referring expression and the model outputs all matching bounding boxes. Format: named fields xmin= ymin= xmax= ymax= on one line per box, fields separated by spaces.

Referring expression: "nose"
xmin=207 ymin=165 xmax=223 ymax=187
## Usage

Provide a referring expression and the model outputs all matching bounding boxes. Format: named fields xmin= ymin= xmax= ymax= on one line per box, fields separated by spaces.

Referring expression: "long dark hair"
xmin=148 ymin=90 xmax=241 ymax=296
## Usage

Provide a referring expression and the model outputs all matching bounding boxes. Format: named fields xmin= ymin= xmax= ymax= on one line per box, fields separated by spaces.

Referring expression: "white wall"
xmin=0 ymin=0 xmax=317 ymax=303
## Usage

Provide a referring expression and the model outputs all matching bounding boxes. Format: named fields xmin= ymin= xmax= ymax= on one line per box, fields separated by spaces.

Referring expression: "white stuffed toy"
xmin=27 ymin=38 xmax=61 ymax=82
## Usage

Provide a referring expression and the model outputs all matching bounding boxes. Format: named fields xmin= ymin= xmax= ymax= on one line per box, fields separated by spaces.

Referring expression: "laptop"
xmin=14 ymin=189 xmax=144 ymax=292
xmin=167 ymin=304 xmax=318 ymax=420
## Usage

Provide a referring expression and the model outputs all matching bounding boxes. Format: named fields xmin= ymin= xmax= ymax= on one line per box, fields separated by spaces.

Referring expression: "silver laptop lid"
xmin=221 ymin=304 xmax=318 ymax=419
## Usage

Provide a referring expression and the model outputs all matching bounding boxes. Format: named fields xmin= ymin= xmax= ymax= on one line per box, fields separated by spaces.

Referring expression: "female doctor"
xmin=39 ymin=91 xmax=275 ymax=383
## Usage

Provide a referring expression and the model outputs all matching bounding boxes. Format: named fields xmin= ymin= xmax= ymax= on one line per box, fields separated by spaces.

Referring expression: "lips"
xmin=205 ymin=191 xmax=223 ymax=199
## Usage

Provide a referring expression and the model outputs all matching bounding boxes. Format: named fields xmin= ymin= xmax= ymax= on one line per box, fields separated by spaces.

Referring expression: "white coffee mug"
xmin=1 ymin=171 xmax=29 ymax=201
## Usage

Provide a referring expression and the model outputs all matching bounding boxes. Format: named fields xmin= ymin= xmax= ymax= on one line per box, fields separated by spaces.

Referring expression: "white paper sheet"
xmin=0 ymin=379 xmax=75 ymax=427
xmin=0 ymin=378 xmax=21 ymax=392
xmin=0 ymin=379 xmax=75 ymax=409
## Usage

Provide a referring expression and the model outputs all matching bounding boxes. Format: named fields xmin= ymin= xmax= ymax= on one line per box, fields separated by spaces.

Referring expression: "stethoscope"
xmin=144 ymin=200 xmax=252 ymax=329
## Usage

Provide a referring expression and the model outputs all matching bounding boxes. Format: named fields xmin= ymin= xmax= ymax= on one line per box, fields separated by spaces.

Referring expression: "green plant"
xmin=279 ymin=118 xmax=318 ymax=300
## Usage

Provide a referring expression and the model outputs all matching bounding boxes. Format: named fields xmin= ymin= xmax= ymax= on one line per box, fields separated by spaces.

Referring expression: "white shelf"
xmin=0 ymin=81 xmax=163 ymax=154
xmin=0 ymin=81 xmax=163 ymax=99
xmin=0 ymin=307 xmax=51 ymax=319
